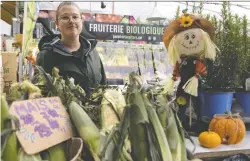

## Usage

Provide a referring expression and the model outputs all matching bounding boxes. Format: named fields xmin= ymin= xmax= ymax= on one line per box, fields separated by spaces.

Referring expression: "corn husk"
xmin=100 ymin=99 xmax=119 ymax=133
xmin=128 ymin=96 xmax=150 ymax=161
xmin=155 ymin=94 xmax=187 ymax=161
xmin=102 ymin=89 xmax=126 ymax=118
xmin=1 ymin=96 xmax=9 ymax=131
xmin=100 ymin=107 xmax=131 ymax=161
xmin=69 ymin=101 xmax=100 ymax=161
xmin=2 ymin=132 xmax=18 ymax=161
xmin=143 ymin=94 xmax=173 ymax=161
xmin=17 ymin=148 xmax=43 ymax=161
xmin=47 ymin=143 xmax=66 ymax=161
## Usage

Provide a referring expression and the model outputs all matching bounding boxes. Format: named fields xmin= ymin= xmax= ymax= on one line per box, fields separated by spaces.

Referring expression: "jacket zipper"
xmin=52 ymin=38 xmax=97 ymax=84
xmin=85 ymin=40 xmax=97 ymax=83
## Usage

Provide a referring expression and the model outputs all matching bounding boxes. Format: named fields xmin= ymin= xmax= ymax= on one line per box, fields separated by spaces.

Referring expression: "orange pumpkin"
xmin=209 ymin=114 xmax=246 ymax=144
xmin=199 ymin=130 xmax=221 ymax=148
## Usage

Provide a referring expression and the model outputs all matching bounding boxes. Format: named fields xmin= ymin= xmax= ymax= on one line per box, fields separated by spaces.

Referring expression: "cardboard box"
xmin=2 ymin=52 xmax=18 ymax=93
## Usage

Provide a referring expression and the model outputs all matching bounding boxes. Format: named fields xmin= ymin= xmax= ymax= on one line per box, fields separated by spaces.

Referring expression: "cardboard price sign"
xmin=9 ymin=97 xmax=73 ymax=154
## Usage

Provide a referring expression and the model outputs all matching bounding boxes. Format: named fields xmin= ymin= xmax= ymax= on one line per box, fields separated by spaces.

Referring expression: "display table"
xmin=186 ymin=131 xmax=250 ymax=160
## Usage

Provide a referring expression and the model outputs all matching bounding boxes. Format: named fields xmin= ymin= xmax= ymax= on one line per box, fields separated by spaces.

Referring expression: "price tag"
xmin=9 ymin=97 xmax=73 ymax=154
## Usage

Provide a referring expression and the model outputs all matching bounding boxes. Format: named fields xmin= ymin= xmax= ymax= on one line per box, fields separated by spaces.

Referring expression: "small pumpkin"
xmin=209 ymin=113 xmax=246 ymax=144
xmin=199 ymin=130 xmax=221 ymax=148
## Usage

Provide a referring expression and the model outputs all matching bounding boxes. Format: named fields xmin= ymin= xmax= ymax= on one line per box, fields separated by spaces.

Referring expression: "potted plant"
xmin=198 ymin=2 xmax=248 ymax=118
xmin=234 ymin=15 xmax=250 ymax=114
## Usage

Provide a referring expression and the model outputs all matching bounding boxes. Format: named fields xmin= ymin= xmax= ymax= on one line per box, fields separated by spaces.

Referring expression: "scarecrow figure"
xmin=162 ymin=13 xmax=218 ymax=130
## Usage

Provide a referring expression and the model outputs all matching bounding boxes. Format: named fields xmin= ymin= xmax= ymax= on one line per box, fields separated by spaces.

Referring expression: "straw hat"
xmin=162 ymin=13 xmax=215 ymax=49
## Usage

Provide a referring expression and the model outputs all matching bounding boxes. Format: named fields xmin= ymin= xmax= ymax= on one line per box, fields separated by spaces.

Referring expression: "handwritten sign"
xmin=9 ymin=97 xmax=73 ymax=154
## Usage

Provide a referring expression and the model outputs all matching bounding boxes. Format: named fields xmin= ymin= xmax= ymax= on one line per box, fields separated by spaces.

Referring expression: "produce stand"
xmin=1 ymin=2 xmax=250 ymax=161
xmin=95 ymin=42 xmax=172 ymax=85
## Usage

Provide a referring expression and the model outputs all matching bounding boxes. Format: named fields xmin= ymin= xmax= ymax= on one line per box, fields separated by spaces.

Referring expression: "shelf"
xmin=186 ymin=131 xmax=250 ymax=159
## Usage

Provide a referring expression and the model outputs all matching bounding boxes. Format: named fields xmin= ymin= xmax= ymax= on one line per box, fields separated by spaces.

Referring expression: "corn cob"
xmin=9 ymin=82 xmax=23 ymax=100
xmin=1 ymin=96 xmax=18 ymax=161
xmin=145 ymin=123 xmax=162 ymax=160
xmin=2 ymin=132 xmax=18 ymax=161
xmin=162 ymin=103 xmax=181 ymax=161
xmin=100 ymin=105 xmax=132 ymax=161
xmin=157 ymin=107 xmax=168 ymax=133
xmin=127 ymin=73 xmax=155 ymax=161
xmin=17 ymin=148 xmax=43 ymax=161
xmin=103 ymin=89 xmax=126 ymax=118
xmin=47 ymin=143 xmax=66 ymax=161
xmin=100 ymin=98 xmax=119 ymax=133
xmin=155 ymin=95 xmax=170 ymax=135
xmin=69 ymin=101 xmax=100 ymax=161
xmin=20 ymin=80 xmax=41 ymax=94
xmin=155 ymin=94 xmax=187 ymax=161
xmin=100 ymin=88 xmax=127 ymax=133
xmin=142 ymin=94 xmax=173 ymax=161
xmin=174 ymin=112 xmax=187 ymax=161
xmin=128 ymin=92 xmax=149 ymax=123
xmin=9 ymin=80 xmax=42 ymax=101
xmin=102 ymin=139 xmax=115 ymax=161
xmin=129 ymin=101 xmax=149 ymax=161
xmin=119 ymin=152 xmax=127 ymax=161
xmin=122 ymin=136 xmax=132 ymax=161
xmin=111 ymin=132 xmax=133 ymax=161
xmin=121 ymin=146 xmax=133 ymax=161
xmin=1 ymin=96 xmax=9 ymax=131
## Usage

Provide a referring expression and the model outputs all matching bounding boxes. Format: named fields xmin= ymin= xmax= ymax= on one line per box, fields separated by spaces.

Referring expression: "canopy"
xmin=1 ymin=1 xmax=16 ymax=24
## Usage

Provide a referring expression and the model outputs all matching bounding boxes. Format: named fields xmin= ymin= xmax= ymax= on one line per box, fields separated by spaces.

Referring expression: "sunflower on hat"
xmin=180 ymin=14 xmax=193 ymax=27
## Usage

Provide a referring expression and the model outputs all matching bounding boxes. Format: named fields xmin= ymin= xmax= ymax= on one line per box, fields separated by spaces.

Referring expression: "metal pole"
xmin=90 ymin=2 xmax=92 ymax=13
xmin=15 ymin=1 xmax=19 ymax=17
xmin=112 ymin=2 xmax=114 ymax=14
xmin=19 ymin=2 xmax=28 ymax=82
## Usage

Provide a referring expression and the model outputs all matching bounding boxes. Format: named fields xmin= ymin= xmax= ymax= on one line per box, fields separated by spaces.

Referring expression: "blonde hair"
xmin=167 ymin=28 xmax=218 ymax=65
xmin=167 ymin=35 xmax=181 ymax=65
xmin=56 ymin=2 xmax=81 ymax=20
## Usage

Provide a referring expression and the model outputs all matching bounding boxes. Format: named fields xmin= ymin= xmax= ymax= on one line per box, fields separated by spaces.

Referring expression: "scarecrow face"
xmin=175 ymin=28 xmax=204 ymax=56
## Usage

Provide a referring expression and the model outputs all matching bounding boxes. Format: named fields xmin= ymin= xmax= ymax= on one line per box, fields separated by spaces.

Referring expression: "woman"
xmin=36 ymin=2 xmax=106 ymax=95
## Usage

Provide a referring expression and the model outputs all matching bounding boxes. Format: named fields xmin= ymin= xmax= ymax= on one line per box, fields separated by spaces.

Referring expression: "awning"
xmin=1 ymin=1 xmax=16 ymax=24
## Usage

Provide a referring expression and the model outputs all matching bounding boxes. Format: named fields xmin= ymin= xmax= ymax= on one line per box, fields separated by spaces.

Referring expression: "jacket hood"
xmin=38 ymin=34 xmax=97 ymax=52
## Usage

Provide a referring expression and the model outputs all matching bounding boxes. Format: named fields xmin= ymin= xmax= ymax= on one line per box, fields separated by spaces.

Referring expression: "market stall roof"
xmin=3 ymin=2 xmax=248 ymax=26
xmin=43 ymin=2 xmax=250 ymax=25
xmin=1 ymin=1 xmax=16 ymax=24
xmin=39 ymin=2 xmax=58 ymax=11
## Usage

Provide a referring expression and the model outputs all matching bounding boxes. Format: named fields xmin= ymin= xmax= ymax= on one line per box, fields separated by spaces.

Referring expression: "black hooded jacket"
xmin=36 ymin=34 xmax=106 ymax=95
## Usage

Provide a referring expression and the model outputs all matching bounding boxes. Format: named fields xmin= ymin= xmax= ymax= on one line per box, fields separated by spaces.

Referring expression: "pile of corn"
xmin=1 ymin=67 xmax=188 ymax=161
xmin=99 ymin=72 xmax=187 ymax=161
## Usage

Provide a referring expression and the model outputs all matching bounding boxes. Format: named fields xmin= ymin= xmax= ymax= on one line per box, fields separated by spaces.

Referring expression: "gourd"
xmin=209 ymin=114 xmax=246 ymax=144
xmin=198 ymin=130 xmax=221 ymax=148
